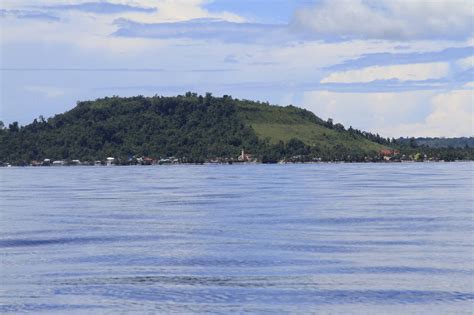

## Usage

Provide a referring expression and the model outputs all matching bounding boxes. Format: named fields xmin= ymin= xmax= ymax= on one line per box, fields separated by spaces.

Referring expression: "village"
xmin=0 ymin=148 xmax=455 ymax=167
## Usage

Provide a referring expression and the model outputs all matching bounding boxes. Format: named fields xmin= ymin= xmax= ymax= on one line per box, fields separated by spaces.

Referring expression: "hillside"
xmin=0 ymin=93 xmax=387 ymax=164
xmin=236 ymin=101 xmax=383 ymax=152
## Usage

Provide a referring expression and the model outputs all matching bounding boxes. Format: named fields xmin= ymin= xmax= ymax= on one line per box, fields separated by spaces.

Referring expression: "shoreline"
xmin=2 ymin=160 xmax=472 ymax=168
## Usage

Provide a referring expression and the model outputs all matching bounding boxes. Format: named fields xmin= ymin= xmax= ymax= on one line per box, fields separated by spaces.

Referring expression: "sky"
xmin=0 ymin=0 xmax=473 ymax=138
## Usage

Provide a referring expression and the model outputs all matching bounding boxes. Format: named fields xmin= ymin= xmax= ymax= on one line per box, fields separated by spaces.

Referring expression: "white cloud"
xmin=302 ymin=88 xmax=473 ymax=137
xmin=463 ymin=82 xmax=474 ymax=88
xmin=25 ymin=85 xmax=66 ymax=98
xmin=457 ymin=55 xmax=474 ymax=70
xmin=1 ymin=0 xmax=245 ymax=23
xmin=302 ymin=90 xmax=434 ymax=132
xmin=113 ymin=19 xmax=285 ymax=43
xmin=292 ymin=0 xmax=474 ymax=40
xmin=320 ymin=62 xmax=450 ymax=83
xmin=0 ymin=0 xmax=246 ymax=53
xmin=389 ymin=89 xmax=473 ymax=137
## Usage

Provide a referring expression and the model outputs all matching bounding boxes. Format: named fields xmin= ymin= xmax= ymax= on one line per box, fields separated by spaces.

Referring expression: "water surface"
xmin=1 ymin=163 xmax=473 ymax=314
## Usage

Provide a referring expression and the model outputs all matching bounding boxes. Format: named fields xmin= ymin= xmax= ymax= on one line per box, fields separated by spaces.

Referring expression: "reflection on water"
xmin=0 ymin=163 xmax=473 ymax=314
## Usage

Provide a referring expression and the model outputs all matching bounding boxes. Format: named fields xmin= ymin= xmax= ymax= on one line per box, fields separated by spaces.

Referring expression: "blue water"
xmin=0 ymin=163 xmax=473 ymax=314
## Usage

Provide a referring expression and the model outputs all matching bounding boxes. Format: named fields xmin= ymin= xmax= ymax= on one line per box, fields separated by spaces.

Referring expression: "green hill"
xmin=0 ymin=93 xmax=387 ymax=164
xmin=236 ymin=101 xmax=384 ymax=152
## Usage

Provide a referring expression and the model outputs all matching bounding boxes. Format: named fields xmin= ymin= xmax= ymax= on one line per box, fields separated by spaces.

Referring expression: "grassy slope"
xmin=236 ymin=101 xmax=385 ymax=152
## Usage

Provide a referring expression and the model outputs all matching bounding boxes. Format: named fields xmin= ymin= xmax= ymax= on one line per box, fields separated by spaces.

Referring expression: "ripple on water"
xmin=0 ymin=163 xmax=473 ymax=313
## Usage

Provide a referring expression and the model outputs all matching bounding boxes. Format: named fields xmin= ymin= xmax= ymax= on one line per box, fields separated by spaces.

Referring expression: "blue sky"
xmin=0 ymin=0 xmax=473 ymax=137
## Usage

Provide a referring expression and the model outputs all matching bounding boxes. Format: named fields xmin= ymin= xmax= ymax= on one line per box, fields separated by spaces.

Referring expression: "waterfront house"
xmin=144 ymin=157 xmax=154 ymax=165
xmin=31 ymin=160 xmax=42 ymax=167
xmin=106 ymin=157 xmax=115 ymax=166
xmin=380 ymin=149 xmax=400 ymax=156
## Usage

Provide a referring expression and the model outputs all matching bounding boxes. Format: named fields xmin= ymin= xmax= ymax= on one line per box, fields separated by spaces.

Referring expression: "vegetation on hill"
xmin=0 ymin=93 xmax=472 ymax=165
xmin=395 ymin=137 xmax=474 ymax=149
xmin=1 ymin=94 xmax=259 ymax=163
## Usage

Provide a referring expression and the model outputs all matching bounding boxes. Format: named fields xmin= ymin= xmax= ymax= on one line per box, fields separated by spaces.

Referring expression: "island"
xmin=1 ymin=93 xmax=473 ymax=166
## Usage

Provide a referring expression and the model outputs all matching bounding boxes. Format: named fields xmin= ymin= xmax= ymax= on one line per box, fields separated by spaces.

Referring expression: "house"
xmin=106 ymin=157 xmax=115 ymax=166
xmin=31 ymin=160 xmax=42 ymax=167
xmin=159 ymin=158 xmax=171 ymax=164
xmin=142 ymin=157 xmax=154 ymax=165
xmin=238 ymin=149 xmax=253 ymax=162
xmin=380 ymin=149 xmax=400 ymax=156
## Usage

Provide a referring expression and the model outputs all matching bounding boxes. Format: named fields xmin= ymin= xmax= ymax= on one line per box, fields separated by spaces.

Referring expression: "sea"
xmin=0 ymin=163 xmax=473 ymax=314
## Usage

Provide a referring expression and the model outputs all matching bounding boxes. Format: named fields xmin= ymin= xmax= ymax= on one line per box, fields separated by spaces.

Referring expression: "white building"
xmin=106 ymin=157 xmax=115 ymax=166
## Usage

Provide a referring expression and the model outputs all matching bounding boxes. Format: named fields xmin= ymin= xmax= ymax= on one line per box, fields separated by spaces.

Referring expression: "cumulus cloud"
xmin=302 ymin=88 xmax=473 ymax=137
xmin=292 ymin=0 xmax=474 ymax=40
xmin=321 ymin=62 xmax=450 ymax=83
xmin=388 ymin=89 xmax=473 ymax=137
xmin=302 ymin=90 xmax=434 ymax=133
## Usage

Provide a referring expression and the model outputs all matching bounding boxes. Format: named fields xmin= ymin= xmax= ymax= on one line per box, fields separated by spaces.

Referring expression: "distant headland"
xmin=1 ymin=93 xmax=473 ymax=166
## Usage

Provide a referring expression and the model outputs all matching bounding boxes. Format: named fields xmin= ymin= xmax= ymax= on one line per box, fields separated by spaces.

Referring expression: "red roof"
xmin=380 ymin=149 xmax=400 ymax=156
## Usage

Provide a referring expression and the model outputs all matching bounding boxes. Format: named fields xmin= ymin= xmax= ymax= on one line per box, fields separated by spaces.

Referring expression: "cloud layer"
xmin=43 ymin=2 xmax=156 ymax=14
xmin=114 ymin=18 xmax=286 ymax=43
xmin=292 ymin=0 xmax=474 ymax=40
xmin=321 ymin=62 xmax=450 ymax=83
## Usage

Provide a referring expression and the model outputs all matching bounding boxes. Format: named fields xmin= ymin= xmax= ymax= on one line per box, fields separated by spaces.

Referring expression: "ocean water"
xmin=0 ymin=163 xmax=473 ymax=314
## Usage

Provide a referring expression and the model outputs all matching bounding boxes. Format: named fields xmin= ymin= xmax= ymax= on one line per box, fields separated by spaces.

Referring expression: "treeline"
xmin=395 ymin=137 xmax=474 ymax=149
xmin=319 ymin=118 xmax=392 ymax=146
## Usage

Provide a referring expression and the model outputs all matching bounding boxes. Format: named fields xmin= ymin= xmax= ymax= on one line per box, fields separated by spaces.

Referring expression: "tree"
xmin=334 ymin=123 xmax=345 ymax=131
xmin=327 ymin=118 xmax=333 ymax=128
xmin=8 ymin=121 xmax=19 ymax=133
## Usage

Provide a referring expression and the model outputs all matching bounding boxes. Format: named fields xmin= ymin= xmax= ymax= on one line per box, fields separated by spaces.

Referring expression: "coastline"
xmin=2 ymin=159 xmax=472 ymax=168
